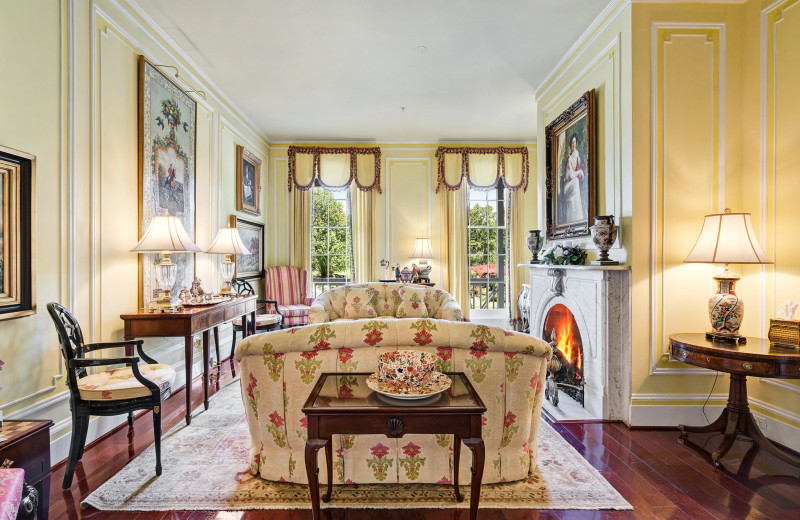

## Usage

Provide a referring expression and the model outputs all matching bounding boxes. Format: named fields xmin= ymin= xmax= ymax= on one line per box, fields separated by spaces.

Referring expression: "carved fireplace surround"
xmin=519 ymin=264 xmax=632 ymax=423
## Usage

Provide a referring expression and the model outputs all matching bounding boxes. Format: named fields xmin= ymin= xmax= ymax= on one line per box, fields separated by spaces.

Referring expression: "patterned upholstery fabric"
xmin=310 ymin=283 xmax=462 ymax=324
xmin=396 ymin=286 xmax=432 ymax=318
xmin=0 ymin=469 xmax=24 ymax=520
xmin=232 ymin=314 xmax=281 ymax=327
xmin=77 ymin=364 xmax=175 ymax=401
xmin=343 ymin=286 xmax=379 ymax=319
xmin=264 ymin=267 xmax=312 ymax=326
xmin=236 ymin=319 xmax=551 ymax=485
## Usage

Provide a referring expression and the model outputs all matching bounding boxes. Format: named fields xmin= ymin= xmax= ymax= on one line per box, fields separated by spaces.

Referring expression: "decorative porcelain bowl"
xmin=377 ymin=350 xmax=436 ymax=388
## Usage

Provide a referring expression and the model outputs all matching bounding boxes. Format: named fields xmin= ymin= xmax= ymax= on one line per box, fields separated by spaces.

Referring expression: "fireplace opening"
xmin=542 ymin=304 xmax=585 ymax=407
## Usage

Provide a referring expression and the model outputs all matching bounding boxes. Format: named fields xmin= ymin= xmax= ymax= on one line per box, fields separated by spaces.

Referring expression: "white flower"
xmin=554 ymin=246 xmax=564 ymax=258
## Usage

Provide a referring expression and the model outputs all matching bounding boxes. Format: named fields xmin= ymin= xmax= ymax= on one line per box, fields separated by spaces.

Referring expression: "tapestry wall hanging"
xmin=231 ymin=215 xmax=264 ymax=279
xmin=236 ymin=145 xmax=261 ymax=216
xmin=545 ymin=89 xmax=596 ymax=240
xmin=0 ymin=145 xmax=35 ymax=320
xmin=138 ymin=56 xmax=197 ymax=307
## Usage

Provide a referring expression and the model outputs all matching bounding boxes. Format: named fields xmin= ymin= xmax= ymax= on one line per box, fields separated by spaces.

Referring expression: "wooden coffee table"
xmin=302 ymin=372 xmax=487 ymax=520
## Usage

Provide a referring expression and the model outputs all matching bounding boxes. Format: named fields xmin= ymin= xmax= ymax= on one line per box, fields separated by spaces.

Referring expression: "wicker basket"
xmin=768 ymin=319 xmax=800 ymax=347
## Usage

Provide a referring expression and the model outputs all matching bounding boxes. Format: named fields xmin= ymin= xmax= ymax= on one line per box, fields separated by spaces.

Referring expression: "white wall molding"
xmin=649 ymin=22 xmax=726 ymax=375
xmin=385 ymin=158 xmax=432 ymax=270
xmin=760 ymin=378 xmax=800 ymax=394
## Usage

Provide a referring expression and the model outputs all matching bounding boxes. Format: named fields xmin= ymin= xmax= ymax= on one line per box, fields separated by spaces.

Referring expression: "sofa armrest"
xmin=436 ymin=298 xmax=464 ymax=321
xmin=308 ymin=300 xmax=331 ymax=324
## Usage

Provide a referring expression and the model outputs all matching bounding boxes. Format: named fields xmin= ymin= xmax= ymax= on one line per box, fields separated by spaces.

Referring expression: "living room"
xmin=1 ymin=0 xmax=799 ymax=518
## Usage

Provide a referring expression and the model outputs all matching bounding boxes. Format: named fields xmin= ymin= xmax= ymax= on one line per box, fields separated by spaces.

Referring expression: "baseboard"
xmin=630 ymin=403 xmax=800 ymax=454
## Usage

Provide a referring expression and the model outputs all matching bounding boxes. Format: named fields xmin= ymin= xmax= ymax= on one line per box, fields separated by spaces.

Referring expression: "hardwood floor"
xmin=50 ymin=359 xmax=800 ymax=519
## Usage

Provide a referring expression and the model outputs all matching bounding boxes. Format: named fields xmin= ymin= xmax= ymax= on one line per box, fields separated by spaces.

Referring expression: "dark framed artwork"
xmin=236 ymin=145 xmax=261 ymax=216
xmin=0 ymin=145 xmax=35 ymax=321
xmin=138 ymin=55 xmax=197 ymax=307
xmin=545 ymin=89 xmax=596 ymax=240
xmin=231 ymin=215 xmax=264 ymax=279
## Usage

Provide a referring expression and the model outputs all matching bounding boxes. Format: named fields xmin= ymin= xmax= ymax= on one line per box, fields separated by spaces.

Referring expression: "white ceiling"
xmin=133 ymin=0 xmax=609 ymax=142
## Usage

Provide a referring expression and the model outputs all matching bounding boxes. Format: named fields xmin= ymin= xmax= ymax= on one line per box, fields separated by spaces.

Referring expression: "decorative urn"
xmin=708 ymin=268 xmax=744 ymax=338
xmin=527 ymin=230 xmax=542 ymax=263
xmin=590 ymin=215 xmax=619 ymax=265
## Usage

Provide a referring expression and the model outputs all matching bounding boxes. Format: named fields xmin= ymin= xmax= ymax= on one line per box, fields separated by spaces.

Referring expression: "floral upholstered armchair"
xmin=235 ymin=319 xmax=551 ymax=485
xmin=309 ymin=283 xmax=463 ymax=324
xmin=264 ymin=266 xmax=315 ymax=327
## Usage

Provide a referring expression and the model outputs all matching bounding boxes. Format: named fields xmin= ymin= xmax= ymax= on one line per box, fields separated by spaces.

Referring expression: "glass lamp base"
xmin=152 ymin=290 xmax=183 ymax=312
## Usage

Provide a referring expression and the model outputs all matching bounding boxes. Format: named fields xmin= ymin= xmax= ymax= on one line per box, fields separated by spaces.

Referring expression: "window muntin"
xmin=311 ymin=186 xmax=353 ymax=296
xmin=468 ymin=181 xmax=507 ymax=310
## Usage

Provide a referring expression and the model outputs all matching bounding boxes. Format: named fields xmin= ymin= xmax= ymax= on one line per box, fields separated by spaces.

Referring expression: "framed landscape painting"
xmin=0 ymin=145 xmax=35 ymax=321
xmin=138 ymin=55 xmax=197 ymax=307
xmin=545 ymin=89 xmax=596 ymax=240
xmin=236 ymin=145 xmax=261 ymax=216
xmin=231 ymin=215 xmax=263 ymax=279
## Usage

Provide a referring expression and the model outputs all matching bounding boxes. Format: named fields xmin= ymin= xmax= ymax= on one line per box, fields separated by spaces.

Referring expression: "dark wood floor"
xmin=51 ymin=359 xmax=800 ymax=520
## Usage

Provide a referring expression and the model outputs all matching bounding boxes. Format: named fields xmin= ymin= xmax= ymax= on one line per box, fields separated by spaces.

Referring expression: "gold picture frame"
xmin=236 ymin=145 xmax=261 ymax=216
xmin=230 ymin=215 xmax=264 ymax=279
xmin=0 ymin=145 xmax=36 ymax=321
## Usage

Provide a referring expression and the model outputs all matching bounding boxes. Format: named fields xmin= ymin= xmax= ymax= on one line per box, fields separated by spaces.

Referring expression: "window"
xmin=311 ymin=185 xmax=353 ymax=296
xmin=468 ymin=181 xmax=507 ymax=311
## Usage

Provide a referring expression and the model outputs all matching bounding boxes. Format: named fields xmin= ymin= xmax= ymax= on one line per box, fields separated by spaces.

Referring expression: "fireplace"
xmin=520 ymin=264 xmax=631 ymax=422
xmin=542 ymin=304 xmax=585 ymax=407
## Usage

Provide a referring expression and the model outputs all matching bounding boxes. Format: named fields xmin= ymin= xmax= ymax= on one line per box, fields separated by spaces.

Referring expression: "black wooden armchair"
xmin=229 ymin=278 xmax=282 ymax=374
xmin=46 ymin=303 xmax=175 ymax=489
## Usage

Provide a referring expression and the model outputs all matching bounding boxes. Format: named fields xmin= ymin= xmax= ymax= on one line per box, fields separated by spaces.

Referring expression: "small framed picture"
xmin=231 ymin=215 xmax=264 ymax=279
xmin=545 ymin=89 xmax=596 ymax=240
xmin=236 ymin=145 xmax=261 ymax=216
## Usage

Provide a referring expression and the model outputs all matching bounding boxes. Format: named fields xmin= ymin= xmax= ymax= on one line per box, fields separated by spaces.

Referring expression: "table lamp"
xmin=131 ymin=215 xmax=201 ymax=310
xmin=205 ymin=227 xmax=250 ymax=296
xmin=684 ymin=209 xmax=772 ymax=343
xmin=410 ymin=237 xmax=435 ymax=281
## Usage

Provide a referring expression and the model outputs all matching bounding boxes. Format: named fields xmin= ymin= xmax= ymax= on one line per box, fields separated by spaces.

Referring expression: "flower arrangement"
xmin=539 ymin=243 xmax=587 ymax=266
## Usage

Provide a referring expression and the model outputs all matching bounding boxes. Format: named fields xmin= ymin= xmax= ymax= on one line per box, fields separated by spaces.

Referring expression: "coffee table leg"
xmin=305 ymin=439 xmax=326 ymax=520
xmin=462 ymin=437 xmax=484 ymax=520
xmin=323 ymin=437 xmax=333 ymax=502
xmin=453 ymin=434 xmax=464 ymax=502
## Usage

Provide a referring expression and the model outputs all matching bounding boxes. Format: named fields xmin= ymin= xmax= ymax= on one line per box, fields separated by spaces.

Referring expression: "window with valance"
xmin=288 ymin=146 xmax=382 ymax=193
xmin=435 ymin=146 xmax=529 ymax=192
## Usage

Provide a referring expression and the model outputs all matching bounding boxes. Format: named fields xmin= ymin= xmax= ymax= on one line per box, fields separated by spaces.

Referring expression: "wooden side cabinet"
xmin=0 ymin=420 xmax=53 ymax=520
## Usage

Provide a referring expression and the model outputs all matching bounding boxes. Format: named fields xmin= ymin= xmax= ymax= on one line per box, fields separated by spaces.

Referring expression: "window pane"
xmin=311 ymin=186 xmax=354 ymax=293
xmin=468 ymin=180 xmax=509 ymax=310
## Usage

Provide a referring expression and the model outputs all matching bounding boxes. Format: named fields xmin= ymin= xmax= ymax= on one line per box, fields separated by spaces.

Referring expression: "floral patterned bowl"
xmin=377 ymin=350 xmax=436 ymax=389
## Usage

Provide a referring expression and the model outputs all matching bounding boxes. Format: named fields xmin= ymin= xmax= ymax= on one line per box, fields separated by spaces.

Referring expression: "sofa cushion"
xmin=396 ymin=286 xmax=431 ymax=318
xmin=77 ymin=364 xmax=175 ymax=401
xmin=344 ymin=286 xmax=379 ymax=319
xmin=232 ymin=314 xmax=282 ymax=327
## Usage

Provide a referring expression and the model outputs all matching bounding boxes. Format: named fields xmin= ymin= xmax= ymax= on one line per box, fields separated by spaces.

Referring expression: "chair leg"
xmin=230 ymin=328 xmax=238 ymax=376
xmin=76 ymin=415 xmax=90 ymax=460
xmin=63 ymin=411 xmax=87 ymax=489
xmin=153 ymin=404 xmax=163 ymax=476
xmin=127 ymin=411 xmax=134 ymax=427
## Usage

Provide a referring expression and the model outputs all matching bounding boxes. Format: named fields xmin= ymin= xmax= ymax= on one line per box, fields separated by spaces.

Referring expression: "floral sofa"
xmin=235 ymin=318 xmax=551 ymax=485
xmin=309 ymin=283 xmax=463 ymax=324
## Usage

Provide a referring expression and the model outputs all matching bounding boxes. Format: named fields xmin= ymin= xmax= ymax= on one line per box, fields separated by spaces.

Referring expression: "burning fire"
xmin=553 ymin=315 xmax=582 ymax=371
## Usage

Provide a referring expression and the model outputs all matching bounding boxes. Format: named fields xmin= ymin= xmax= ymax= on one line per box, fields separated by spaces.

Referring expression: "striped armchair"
xmin=264 ymin=266 xmax=314 ymax=327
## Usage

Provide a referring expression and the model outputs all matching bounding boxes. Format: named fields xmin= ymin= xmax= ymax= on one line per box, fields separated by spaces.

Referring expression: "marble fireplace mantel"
xmin=518 ymin=264 xmax=632 ymax=423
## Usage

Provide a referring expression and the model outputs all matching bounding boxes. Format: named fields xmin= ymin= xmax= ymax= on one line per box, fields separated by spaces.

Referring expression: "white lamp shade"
xmin=684 ymin=211 xmax=772 ymax=264
xmin=206 ymin=227 xmax=251 ymax=255
xmin=130 ymin=216 xmax=201 ymax=253
xmin=410 ymin=237 xmax=435 ymax=259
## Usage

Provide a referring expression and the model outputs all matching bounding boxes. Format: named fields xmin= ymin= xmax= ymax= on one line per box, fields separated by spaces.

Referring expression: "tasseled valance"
xmin=435 ymin=146 xmax=529 ymax=192
xmin=288 ymin=146 xmax=382 ymax=193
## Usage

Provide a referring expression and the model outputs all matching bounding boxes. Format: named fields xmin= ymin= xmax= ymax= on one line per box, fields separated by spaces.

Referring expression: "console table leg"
xmin=323 ymin=437 xmax=333 ymax=502
xmin=678 ymin=408 xmax=728 ymax=441
xmin=453 ymin=434 xmax=464 ymax=502
xmin=305 ymin=439 xmax=326 ymax=520
xmin=712 ymin=412 xmax=740 ymax=467
xmin=462 ymin=437 xmax=485 ymax=520
xmin=213 ymin=326 xmax=221 ymax=391
xmin=745 ymin=412 xmax=800 ymax=467
xmin=202 ymin=329 xmax=210 ymax=410
xmin=184 ymin=335 xmax=193 ymax=425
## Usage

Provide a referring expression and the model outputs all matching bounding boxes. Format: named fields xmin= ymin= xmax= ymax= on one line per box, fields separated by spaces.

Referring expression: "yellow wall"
xmin=267 ymin=144 xmax=538 ymax=299
xmin=0 ymin=0 xmax=269 ymax=451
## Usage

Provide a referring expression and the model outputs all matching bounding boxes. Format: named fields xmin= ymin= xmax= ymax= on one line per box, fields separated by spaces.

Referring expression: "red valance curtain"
xmin=435 ymin=146 xmax=529 ymax=193
xmin=288 ymin=146 xmax=382 ymax=193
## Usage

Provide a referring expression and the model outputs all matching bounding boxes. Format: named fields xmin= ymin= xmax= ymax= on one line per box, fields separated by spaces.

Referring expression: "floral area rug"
xmin=83 ymin=379 xmax=631 ymax=511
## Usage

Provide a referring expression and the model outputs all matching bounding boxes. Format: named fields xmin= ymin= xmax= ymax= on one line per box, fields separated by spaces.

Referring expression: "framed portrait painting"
xmin=236 ymin=145 xmax=261 ymax=216
xmin=231 ymin=215 xmax=264 ymax=279
xmin=545 ymin=89 xmax=596 ymax=240
xmin=138 ymin=55 xmax=197 ymax=307
xmin=0 ymin=145 xmax=35 ymax=321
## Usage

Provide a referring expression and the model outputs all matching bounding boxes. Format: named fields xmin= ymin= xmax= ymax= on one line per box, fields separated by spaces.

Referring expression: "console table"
xmin=121 ymin=295 xmax=256 ymax=425
xmin=302 ymin=372 xmax=486 ymax=520
xmin=0 ymin=420 xmax=53 ymax=520
xmin=669 ymin=333 xmax=800 ymax=468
